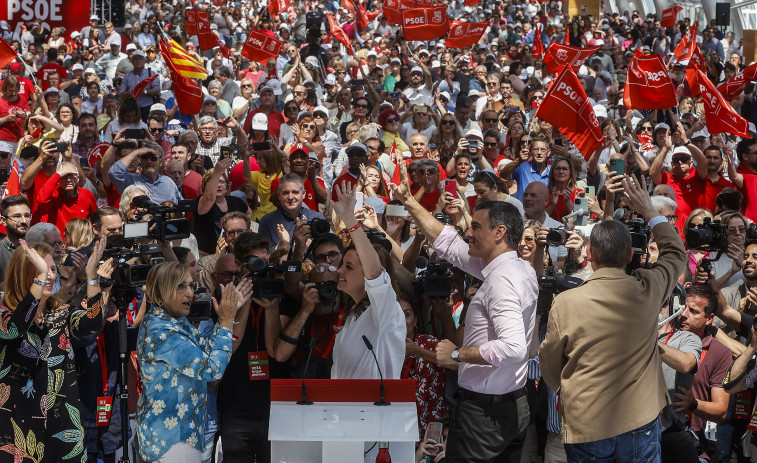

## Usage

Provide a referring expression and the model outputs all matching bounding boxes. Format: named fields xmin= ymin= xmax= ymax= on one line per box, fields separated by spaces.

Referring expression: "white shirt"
xmin=331 ymin=271 xmax=406 ymax=380
xmin=402 ymin=85 xmax=432 ymax=106
xmin=541 ymin=214 xmax=569 ymax=264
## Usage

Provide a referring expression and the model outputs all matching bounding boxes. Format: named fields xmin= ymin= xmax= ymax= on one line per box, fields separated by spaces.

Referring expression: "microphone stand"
xmin=362 ymin=335 xmax=390 ymax=406
xmin=297 ymin=337 xmax=318 ymax=405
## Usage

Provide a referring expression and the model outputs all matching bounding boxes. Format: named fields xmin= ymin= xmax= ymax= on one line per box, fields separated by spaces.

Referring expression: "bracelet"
xmin=340 ymin=223 xmax=361 ymax=237
xmin=87 ymin=278 xmax=100 ymax=286
xmin=33 ymin=277 xmax=47 ymax=287
xmin=278 ymin=331 xmax=300 ymax=345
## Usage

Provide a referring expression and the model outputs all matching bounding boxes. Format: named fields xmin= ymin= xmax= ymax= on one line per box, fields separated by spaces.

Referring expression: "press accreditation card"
xmin=96 ymin=396 xmax=113 ymax=426
xmin=248 ymin=351 xmax=270 ymax=380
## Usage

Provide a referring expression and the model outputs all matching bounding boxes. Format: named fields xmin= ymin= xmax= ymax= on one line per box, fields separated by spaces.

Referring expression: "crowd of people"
xmin=3 ymin=0 xmax=757 ymax=462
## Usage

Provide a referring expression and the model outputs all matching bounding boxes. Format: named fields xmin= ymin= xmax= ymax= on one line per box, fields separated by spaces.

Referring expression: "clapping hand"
xmin=328 ymin=181 xmax=359 ymax=226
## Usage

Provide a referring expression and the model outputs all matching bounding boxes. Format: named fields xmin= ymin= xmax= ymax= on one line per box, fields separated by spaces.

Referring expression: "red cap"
xmin=289 ymin=144 xmax=309 ymax=157
xmin=9 ymin=62 xmax=22 ymax=72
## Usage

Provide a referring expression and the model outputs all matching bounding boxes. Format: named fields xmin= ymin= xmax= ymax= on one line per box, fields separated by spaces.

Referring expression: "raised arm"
xmin=198 ymin=157 xmax=233 ymax=215
xmin=390 ymin=155 xmax=444 ymax=243
xmin=649 ymin=132 xmax=672 ymax=186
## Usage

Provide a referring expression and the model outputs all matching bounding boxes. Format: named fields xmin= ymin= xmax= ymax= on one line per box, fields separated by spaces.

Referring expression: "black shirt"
xmin=193 ymin=196 xmax=248 ymax=255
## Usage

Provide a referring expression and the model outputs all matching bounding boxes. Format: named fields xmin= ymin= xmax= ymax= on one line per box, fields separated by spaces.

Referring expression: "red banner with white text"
xmin=697 ymin=69 xmax=750 ymax=137
xmin=445 ymin=21 xmax=488 ymax=49
xmin=401 ymin=6 xmax=450 ymax=42
xmin=662 ymin=6 xmax=683 ymax=28
xmin=0 ymin=0 xmax=89 ymax=40
xmin=186 ymin=10 xmax=198 ymax=35
xmin=542 ymin=43 xmax=600 ymax=74
xmin=241 ymin=29 xmax=284 ymax=63
xmin=718 ymin=62 xmax=757 ymax=101
xmin=674 ymin=22 xmax=698 ymax=64
xmin=623 ymin=50 xmax=677 ymax=110
xmin=535 ymin=66 xmax=605 ymax=159
xmin=382 ymin=0 xmax=434 ymax=25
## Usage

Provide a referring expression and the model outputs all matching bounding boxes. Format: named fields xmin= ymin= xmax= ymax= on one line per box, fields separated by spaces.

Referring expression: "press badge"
xmin=248 ymin=351 xmax=270 ymax=380
xmin=735 ymin=391 xmax=752 ymax=420
xmin=96 ymin=396 xmax=113 ymax=426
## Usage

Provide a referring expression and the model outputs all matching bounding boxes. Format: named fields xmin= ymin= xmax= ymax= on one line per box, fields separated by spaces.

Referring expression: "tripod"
xmin=110 ymin=284 xmax=138 ymax=463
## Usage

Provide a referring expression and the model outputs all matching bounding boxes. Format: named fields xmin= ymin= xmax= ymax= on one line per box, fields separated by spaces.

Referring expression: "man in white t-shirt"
xmin=401 ymin=63 xmax=433 ymax=106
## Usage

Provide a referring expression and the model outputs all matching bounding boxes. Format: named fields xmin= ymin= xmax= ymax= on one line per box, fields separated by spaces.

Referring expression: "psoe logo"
xmin=432 ymin=10 xmax=442 ymax=23
xmin=405 ymin=16 xmax=424 ymax=26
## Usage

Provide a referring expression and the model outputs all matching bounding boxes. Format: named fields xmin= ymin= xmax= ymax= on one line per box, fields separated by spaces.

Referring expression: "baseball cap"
xmin=203 ymin=95 xmax=217 ymax=104
xmin=132 ymin=50 xmax=145 ymax=58
xmin=313 ymin=105 xmax=329 ymax=117
xmin=71 ymin=31 xmax=81 ymax=39
xmin=9 ymin=62 xmax=22 ymax=72
xmin=410 ymin=66 xmax=423 ymax=74
xmin=258 ymin=85 xmax=274 ymax=94
xmin=267 ymin=79 xmax=283 ymax=96
xmin=150 ymin=103 xmax=167 ymax=113
xmin=44 ymin=87 xmax=59 ymax=95
xmin=691 ymin=130 xmax=709 ymax=139
xmin=289 ymin=143 xmax=309 ymax=157
xmin=672 ymin=146 xmax=691 ymax=157
xmin=465 ymin=129 xmax=484 ymax=140
xmin=345 ymin=143 xmax=368 ymax=157
xmin=593 ymin=105 xmax=608 ymax=119
xmin=251 ymin=113 xmax=268 ymax=131
xmin=90 ymin=14 xmax=99 ymax=20
xmin=305 ymin=56 xmax=320 ymax=68
xmin=126 ymin=43 xmax=137 ymax=51
xmin=654 ymin=122 xmax=670 ymax=132
xmin=84 ymin=67 xmax=97 ymax=75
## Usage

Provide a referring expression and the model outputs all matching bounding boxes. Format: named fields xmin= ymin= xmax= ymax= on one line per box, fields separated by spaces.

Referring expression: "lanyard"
xmin=96 ymin=333 xmax=109 ymax=395
xmin=663 ymin=329 xmax=709 ymax=366
xmin=312 ymin=307 xmax=343 ymax=358
xmin=250 ymin=304 xmax=264 ymax=351
xmin=402 ymin=357 xmax=414 ymax=380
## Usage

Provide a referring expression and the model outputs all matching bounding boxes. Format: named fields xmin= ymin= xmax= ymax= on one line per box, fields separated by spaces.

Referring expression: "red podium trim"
xmin=271 ymin=379 xmax=417 ymax=403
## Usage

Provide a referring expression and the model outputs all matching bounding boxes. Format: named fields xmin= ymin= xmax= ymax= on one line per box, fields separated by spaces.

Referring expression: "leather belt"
xmin=457 ymin=387 xmax=527 ymax=404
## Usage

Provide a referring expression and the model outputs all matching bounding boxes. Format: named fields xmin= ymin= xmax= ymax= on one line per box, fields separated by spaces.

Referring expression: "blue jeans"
xmin=564 ymin=418 xmax=661 ymax=463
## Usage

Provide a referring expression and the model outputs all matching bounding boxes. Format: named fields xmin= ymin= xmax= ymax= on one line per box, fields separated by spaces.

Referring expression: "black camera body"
xmin=100 ymin=239 xmax=164 ymax=287
xmin=417 ymin=260 xmax=454 ymax=299
xmin=625 ymin=218 xmax=651 ymax=254
xmin=314 ymin=281 xmax=339 ymax=300
xmin=536 ymin=266 xmax=583 ymax=314
xmin=132 ymin=197 xmax=196 ymax=241
xmin=308 ymin=217 xmax=331 ymax=238
xmin=686 ymin=217 xmax=728 ymax=254
xmin=245 ymin=256 xmax=289 ymax=300
xmin=188 ymin=286 xmax=212 ymax=323
xmin=366 ymin=228 xmax=392 ymax=253
xmin=435 ymin=213 xmax=453 ymax=225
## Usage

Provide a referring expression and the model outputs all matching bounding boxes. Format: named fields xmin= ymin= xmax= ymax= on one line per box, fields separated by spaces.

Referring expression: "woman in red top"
xmin=0 ymin=76 xmax=30 ymax=155
xmin=547 ymin=156 xmax=578 ymax=222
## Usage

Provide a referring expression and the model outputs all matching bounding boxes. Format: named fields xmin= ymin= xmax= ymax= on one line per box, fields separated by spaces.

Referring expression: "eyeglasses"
xmin=301 ymin=123 xmax=316 ymax=130
xmin=532 ymin=95 xmax=544 ymax=100
xmin=140 ymin=154 xmax=158 ymax=161
xmin=419 ymin=168 xmax=436 ymax=175
xmin=671 ymin=157 xmax=690 ymax=164
xmin=385 ymin=117 xmax=398 ymax=123
xmin=728 ymin=227 xmax=746 ymax=235
xmin=49 ymin=240 xmax=65 ymax=249
xmin=313 ymin=253 xmax=340 ymax=265
xmin=225 ymin=229 xmax=247 ymax=237
xmin=4 ymin=213 xmax=31 ymax=222
xmin=215 ymin=271 xmax=239 ymax=280
xmin=354 ymin=104 xmax=369 ymax=109
xmin=484 ymin=142 xmax=498 ymax=147
xmin=483 ymin=118 xmax=498 ymax=123
xmin=200 ymin=128 xmax=216 ymax=133
xmin=287 ymin=49 xmax=297 ymax=53
xmin=487 ymin=82 xmax=498 ymax=87
xmin=293 ymin=91 xmax=305 ymax=96
xmin=441 ymin=120 xmax=455 ymax=126
xmin=241 ymin=84 xmax=253 ymax=88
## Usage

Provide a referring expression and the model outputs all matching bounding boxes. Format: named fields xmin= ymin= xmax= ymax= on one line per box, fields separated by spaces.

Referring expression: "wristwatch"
xmin=689 ymin=398 xmax=699 ymax=411
xmin=451 ymin=347 xmax=461 ymax=363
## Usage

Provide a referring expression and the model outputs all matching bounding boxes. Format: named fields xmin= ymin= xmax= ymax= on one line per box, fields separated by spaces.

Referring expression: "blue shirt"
xmin=512 ymin=161 xmax=550 ymax=201
xmin=136 ymin=304 xmax=233 ymax=461
xmin=110 ymin=160 xmax=182 ymax=205
xmin=258 ymin=206 xmax=325 ymax=251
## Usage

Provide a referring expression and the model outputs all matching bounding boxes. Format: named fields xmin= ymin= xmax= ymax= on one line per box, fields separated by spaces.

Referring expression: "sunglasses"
xmin=640 ymin=126 xmax=653 ymax=132
xmin=419 ymin=168 xmax=437 ymax=175
xmin=241 ymin=84 xmax=253 ymax=88
xmin=411 ymin=72 xmax=423 ymax=76
xmin=285 ymin=106 xmax=298 ymax=112
xmin=385 ymin=117 xmax=398 ymax=123
xmin=671 ymin=157 xmax=690 ymax=164
xmin=140 ymin=154 xmax=158 ymax=161
xmin=354 ymin=104 xmax=369 ymax=109
xmin=484 ymin=142 xmax=498 ymax=147
xmin=483 ymin=118 xmax=498 ymax=123
xmin=441 ymin=120 xmax=456 ymax=126
xmin=301 ymin=123 xmax=316 ymax=130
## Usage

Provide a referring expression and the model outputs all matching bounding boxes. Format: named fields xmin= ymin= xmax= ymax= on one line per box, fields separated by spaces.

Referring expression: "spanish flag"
xmin=159 ymin=32 xmax=208 ymax=80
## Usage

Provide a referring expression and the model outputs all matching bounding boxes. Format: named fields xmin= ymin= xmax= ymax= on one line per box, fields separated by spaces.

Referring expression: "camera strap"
xmin=95 ymin=334 xmax=113 ymax=427
xmin=250 ymin=304 xmax=265 ymax=351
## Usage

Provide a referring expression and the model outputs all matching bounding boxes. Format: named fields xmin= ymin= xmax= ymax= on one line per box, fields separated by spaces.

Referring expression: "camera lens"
xmin=316 ymin=281 xmax=338 ymax=300
xmin=546 ymin=229 xmax=568 ymax=247
xmin=684 ymin=228 xmax=713 ymax=249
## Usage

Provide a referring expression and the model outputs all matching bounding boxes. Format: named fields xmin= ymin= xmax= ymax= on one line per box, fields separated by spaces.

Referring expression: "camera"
xmin=416 ymin=258 xmax=454 ymax=299
xmin=366 ymin=228 xmax=392 ymax=253
xmin=314 ymin=281 xmax=338 ymax=300
xmin=686 ymin=217 xmax=728 ymax=254
xmin=132 ymin=196 xmax=196 ymax=241
xmin=100 ymin=234 xmax=164 ymax=287
xmin=435 ymin=213 xmax=453 ymax=225
xmin=245 ymin=256 xmax=290 ymax=300
xmin=626 ymin=218 xmax=651 ymax=254
xmin=536 ymin=266 xmax=583 ymax=314
xmin=308 ymin=217 xmax=331 ymax=238
xmin=188 ymin=285 xmax=212 ymax=323
xmin=546 ymin=227 xmax=583 ymax=247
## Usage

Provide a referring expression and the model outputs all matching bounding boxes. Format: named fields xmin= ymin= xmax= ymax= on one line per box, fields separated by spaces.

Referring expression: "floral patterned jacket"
xmin=136 ymin=304 xmax=233 ymax=462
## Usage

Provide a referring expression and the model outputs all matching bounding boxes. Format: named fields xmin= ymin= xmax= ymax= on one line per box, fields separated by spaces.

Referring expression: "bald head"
xmin=523 ymin=181 xmax=550 ymax=220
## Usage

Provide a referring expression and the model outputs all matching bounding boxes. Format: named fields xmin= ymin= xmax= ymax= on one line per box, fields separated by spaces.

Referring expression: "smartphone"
xmin=124 ymin=128 xmax=146 ymax=140
xmin=385 ymin=204 xmax=408 ymax=217
xmin=54 ymin=142 xmax=68 ymax=153
xmin=354 ymin=191 xmax=364 ymax=212
xmin=220 ymin=145 xmax=232 ymax=161
xmin=574 ymin=196 xmax=590 ymax=225
xmin=388 ymin=91 xmax=401 ymax=98
xmin=414 ymin=105 xmax=428 ymax=113
xmin=554 ymin=138 xmax=563 ymax=147
xmin=444 ymin=179 xmax=457 ymax=196
xmin=609 ymin=158 xmax=625 ymax=178
xmin=468 ymin=139 xmax=479 ymax=149
xmin=252 ymin=142 xmax=271 ymax=151
xmin=351 ymin=79 xmax=365 ymax=86
xmin=425 ymin=422 xmax=443 ymax=444
xmin=585 ymin=185 xmax=596 ymax=200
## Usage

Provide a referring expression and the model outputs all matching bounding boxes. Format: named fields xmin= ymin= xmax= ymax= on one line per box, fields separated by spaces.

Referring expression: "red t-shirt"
xmin=332 ymin=171 xmax=360 ymax=201
xmin=37 ymin=63 xmax=68 ymax=91
xmin=243 ymin=108 xmax=285 ymax=140
xmin=419 ymin=189 xmax=441 ymax=212
xmin=34 ymin=173 xmax=98 ymax=235
xmin=1 ymin=75 xmax=35 ymax=99
xmin=740 ymin=174 xmax=757 ymax=222
xmin=705 ymin=176 xmax=734 ymax=213
xmin=549 ymin=187 xmax=580 ymax=222
xmin=0 ymin=93 xmax=29 ymax=142
xmin=183 ymin=170 xmax=203 ymax=198
xmin=229 ymin=158 xmax=260 ymax=191
xmin=390 ymin=158 xmax=447 ymax=186
xmin=660 ymin=171 xmax=705 ymax=238
xmin=26 ymin=169 xmax=51 ymax=214
xmin=271 ymin=176 xmax=325 ymax=211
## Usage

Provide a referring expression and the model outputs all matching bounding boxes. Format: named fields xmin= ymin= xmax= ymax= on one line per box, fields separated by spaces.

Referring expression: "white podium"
xmin=269 ymin=379 xmax=419 ymax=463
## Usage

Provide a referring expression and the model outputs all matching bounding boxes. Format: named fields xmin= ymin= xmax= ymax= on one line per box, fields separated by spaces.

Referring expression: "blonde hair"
xmin=4 ymin=243 xmax=52 ymax=310
xmin=145 ymin=262 xmax=189 ymax=308
xmin=65 ymin=218 xmax=94 ymax=250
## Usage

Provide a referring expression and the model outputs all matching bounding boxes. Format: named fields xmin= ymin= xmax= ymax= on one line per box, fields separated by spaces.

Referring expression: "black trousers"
xmin=445 ymin=391 xmax=530 ymax=463
xmin=218 ymin=412 xmax=270 ymax=463
xmin=661 ymin=431 xmax=699 ymax=463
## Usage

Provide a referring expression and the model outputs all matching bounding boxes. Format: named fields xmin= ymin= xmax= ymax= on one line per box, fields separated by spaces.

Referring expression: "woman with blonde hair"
xmin=64 ymin=217 xmax=94 ymax=255
xmin=683 ymin=208 xmax=714 ymax=278
xmin=0 ymin=238 xmax=111 ymax=462
xmin=243 ymin=144 xmax=285 ymax=221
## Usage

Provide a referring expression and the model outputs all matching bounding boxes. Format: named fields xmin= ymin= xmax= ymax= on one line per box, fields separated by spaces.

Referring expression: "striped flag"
xmin=159 ymin=32 xmax=208 ymax=79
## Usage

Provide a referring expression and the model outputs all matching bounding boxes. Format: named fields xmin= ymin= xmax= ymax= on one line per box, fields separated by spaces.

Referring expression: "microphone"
xmin=560 ymin=208 xmax=587 ymax=226
xmin=297 ymin=337 xmax=318 ymax=405
xmin=362 ymin=335 xmax=390 ymax=406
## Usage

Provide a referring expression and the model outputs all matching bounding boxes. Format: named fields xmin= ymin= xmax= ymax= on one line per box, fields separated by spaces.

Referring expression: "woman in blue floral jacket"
xmin=0 ymin=238 xmax=110 ymax=463
xmin=136 ymin=262 xmax=252 ymax=462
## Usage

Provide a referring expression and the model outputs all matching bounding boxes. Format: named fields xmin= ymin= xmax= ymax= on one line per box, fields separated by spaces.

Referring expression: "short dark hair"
xmin=148 ymin=114 xmax=165 ymax=125
xmin=234 ymin=232 xmax=271 ymax=262
xmin=686 ymin=284 xmax=718 ymax=316
xmin=79 ymin=112 xmax=96 ymax=126
xmin=217 ymin=65 xmax=232 ymax=77
xmin=1 ymin=195 xmax=29 ymax=216
xmin=589 ymin=220 xmax=632 ymax=268
xmin=91 ymin=206 xmax=121 ymax=230
xmin=173 ymin=246 xmax=192 ymax=264
xmin=455 ymin=95 xmax=472 ymax=109
xmin=313 ymin=233 xmax=344 ymax=254
xmin=473 ymin=200 xmax=522 ymax=250
xmin=279 ymin=172 xmax=304 ymax=188
xmin=736 ymin=137 xmax=757 ymax=163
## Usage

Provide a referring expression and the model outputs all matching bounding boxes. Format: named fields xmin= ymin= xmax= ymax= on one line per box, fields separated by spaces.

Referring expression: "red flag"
xmin=196 ymin=11 xmax=217 ymax=50
xmin=532 ymin=24 xmax=545 ymax=60
xmin=718 ymin=62 xmax=757 ymax=101
xmin=326 ymin=13 xmax=353 ymax=52
xmin=215 ymin=34 xmax=230 ymax=58
xmin=86 ymin=143 xmax=110 ymax=167
xmin=534 ymin=66 xmax=605 ymax=159
xmin=683 ymin=45 xmax=706 ymax=97
xmin=445 ymin=21 xmax=488 ymax=49
xmin=542 ymin=43 xmax=600 ymax=74
xmin=173 ymin=74 xmax=204 ymax=115
xmin=268 ymin=0 xmax=290 ymax=17
xmin=3 ymin=160 xmax=19 ymax=198
xmin=697 ymin=69 xmax=750 ymax=137
xmin=383 ymin=0 xmax=434 ymax=25
xmin=401 ymin=6 xmax=450 ymax=42
xmin=623 ymin=50 xmax=677 ymax=110
xmin=132 ymin=73 xmax=159 ymax=99
xmin=212 ymin=0 xmax=224 ymax=5
xmin=390 ymin=140 xmax=399 ymax=165
xmin=662 ymin=6 xmax=683 ymax=28
xmin=354 ymin=1 xmax=369 ymax=29
xmin=241 ymin=29 xmax=285 ymax=63
xmin=463 ymin=0 xmax=478 ymax=5
xmin=673 ymin=22 xmax=698 ymax=64
xmin=186 ymin=10 xmax=198 ymax=35
xmin=563 ymin=27 xmax=571 ymax=45
xmin=0 ymin=37 xmax=17 ymax=70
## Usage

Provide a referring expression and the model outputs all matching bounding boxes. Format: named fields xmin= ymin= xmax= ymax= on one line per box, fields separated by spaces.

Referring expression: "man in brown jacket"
xmin=539 ymin=175 xmax=687 ymax=462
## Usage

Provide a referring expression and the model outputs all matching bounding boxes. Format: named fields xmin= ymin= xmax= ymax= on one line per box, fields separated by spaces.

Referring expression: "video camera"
xmin=685 ymin=217 xmax=728 ymax=273
xmin=612 ymin=207 xmax=652 ymax=272
xmin=308 ymin=217 xmax=331 ymax=239
xmin=536 ymin=266 xmax=583 ymax=314
xmin=245 ymin=256 xmax=301 ymax=300
xmin=416 ymin=257 xmax=454 ymax=299
xmin=187 ymin=285 xmax=213 ymax=323
xmin=314 ymin=281 xmax=339 ymax=300
xmin=100 ymin=229 xmax=165 ymax=287
xmin=131 ymin=196 xmax=196 ymax=241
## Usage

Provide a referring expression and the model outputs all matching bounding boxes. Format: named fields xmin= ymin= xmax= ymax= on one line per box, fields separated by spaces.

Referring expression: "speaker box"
xmin=716 ymin=2 xmax=730 ymax=27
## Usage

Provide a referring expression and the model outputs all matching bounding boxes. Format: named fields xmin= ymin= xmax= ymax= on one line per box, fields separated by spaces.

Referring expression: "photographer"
xmin=259 ymin=172 xmax=325 ymax=251
xmin=392 ymin=155 xmax=538 ymax=461
xmin=20 ymin=138 xmax=87 ymax=214
xmin=136 ymin=261 xmax=252 ymax=462
xmin=539 ymin=175 xmax=687 ymax=462
xmin=0 ymin=238 xmax=109 ymax=462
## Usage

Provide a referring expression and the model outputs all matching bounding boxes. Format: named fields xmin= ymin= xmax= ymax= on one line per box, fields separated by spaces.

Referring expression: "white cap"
xmin=468 ymin=89 xmax=480 ymax=97
xmin=313 ymin=105 xmax=329 ymax=116
xmin=252 ymin=113 xmax=268 ymax=131
xmin=672 ymin=146 xmax=692 ymax=156
xmin=654 ymin=122 xmax=670 ymax=132
xmin=439 ymin=91 xmax=451 ymax=101
xmin=367 ymin=50 xmax=378 ymax=57
xmin=44 ymin=87 xmax=59 ymax=95
xmin=410 ymin=65 xmax=423 ymax=73
xmin=124 ymin=23 xmax=133 ymax=30
xmin=593 ymin=104 xmax=608 ymax=118
xmin=90 ymin=14 xmax=99 ymax=20
xmin=466 ymin=128 xmax=484 ymax=140
xmin=691 ymin=129 xmax=709 ymax=139
xmin=71 ymin=63 xmax=84 ymax=72
xmin=305 ymin=56 xmax=321 ymax=68
xmin=71 ymin=31 xmax=81 ymax=39
xmin=267 ymin=79 xmax=283 ymax=96
xmin=84 ymin=67 xmax=97 ymax=75
xmin=325 ymin=74 xmax=337 ymax=85
xmin=132 ymin=50 xmax=145 ymax=58
xmin=203 ymin=95 xmax=217 ymax=104
xmin=419 ymin=49 xmax=429 ymax=56
xmin=150 ymin=103 xmax=167 ymax=113
xmin=578 ymin=65 xmax=589 ymax=77
xmin=126 ymin=43 xmax=137 ymax=51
